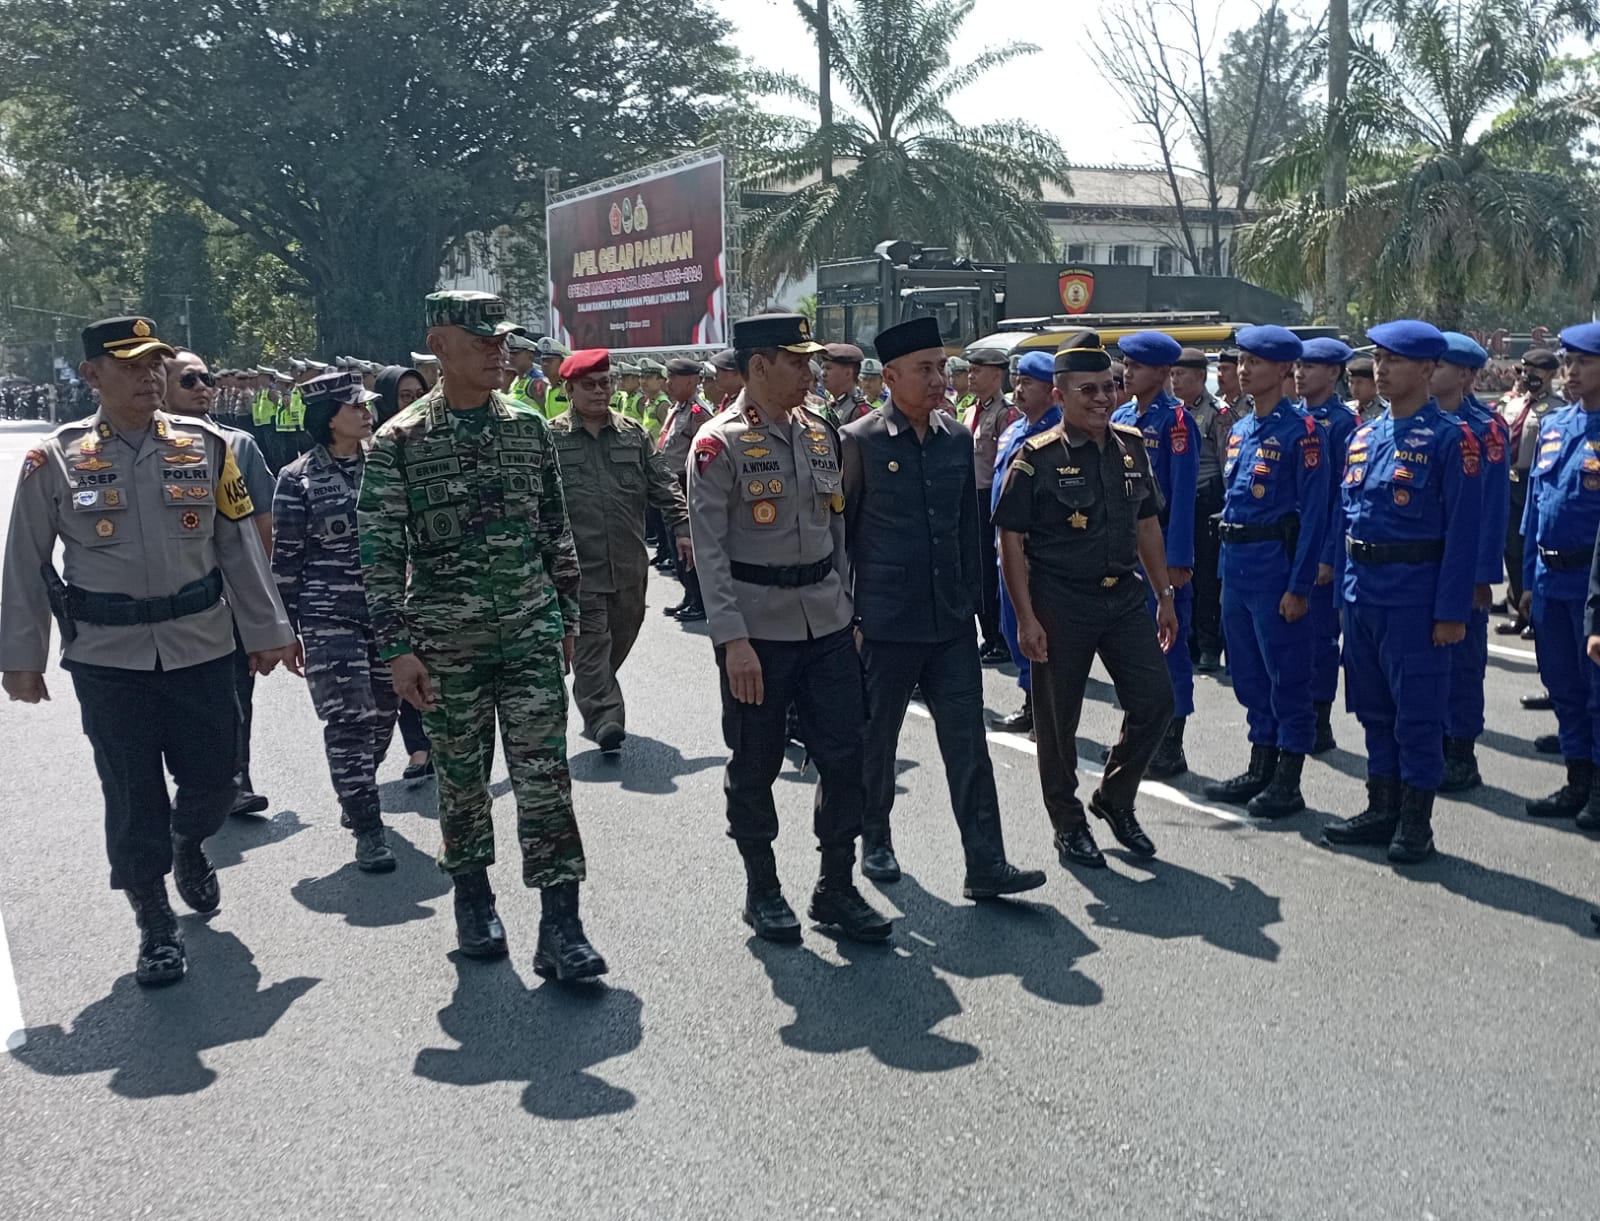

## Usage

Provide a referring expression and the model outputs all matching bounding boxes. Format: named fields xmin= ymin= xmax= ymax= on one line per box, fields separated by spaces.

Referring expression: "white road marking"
xmin=0 ymin=910 xmax=25 ymax=1050
xmin=1487 ymin=643 xmax=1537 ymax=665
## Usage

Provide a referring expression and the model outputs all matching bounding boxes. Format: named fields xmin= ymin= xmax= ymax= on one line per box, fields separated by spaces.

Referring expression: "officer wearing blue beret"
xmin=1293 ymin=337 xmax=1359 ymax=754
xmin=1521 ymin=322 xmax=1600 ymax=827
xmin=1112 ymin=331 xmax=1199 ymax=778
xmin=1206 ymin=326 xmax=1330 ymax=816
xmin=1323 ymin=320 xmax=1483 ymax=863
xmin=1432 ymin=332 xmax=1511 ymax=793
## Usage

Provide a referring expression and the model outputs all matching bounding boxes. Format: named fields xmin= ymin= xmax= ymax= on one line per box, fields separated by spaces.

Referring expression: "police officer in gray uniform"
xmin=272 ymin=370 xmax=400 ymax=872
xmin=656 ymin=356 xmax=715 ymax=621
xmin=1 ymin=316 xmax=296 ymax=987
xmin=688 ymin=313 xmax=891 ymax=946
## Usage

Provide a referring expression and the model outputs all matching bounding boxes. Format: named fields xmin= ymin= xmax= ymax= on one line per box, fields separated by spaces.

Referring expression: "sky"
xmin=712 ymin=0 xmax=1284 ymax=168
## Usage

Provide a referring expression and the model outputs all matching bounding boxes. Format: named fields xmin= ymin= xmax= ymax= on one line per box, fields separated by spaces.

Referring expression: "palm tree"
xmin=1238 ymin=0 xmax=1600 ymax=327
xmin=741 ymin=0 xmax=1071 ymax=283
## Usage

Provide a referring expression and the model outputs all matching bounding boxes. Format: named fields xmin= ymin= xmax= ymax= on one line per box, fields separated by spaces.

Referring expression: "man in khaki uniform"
xmin=548 ymin=349 xmax=690 ymax=754
xmin=655 ymin=357 xmax=715 ymax=620
xmin=687 ymin=313 xmax=891 ymax=947
xmin=963 ymin=346 xmax=1019 ymax=663
xmin=1 ymin=316 xmax=296 ymax=988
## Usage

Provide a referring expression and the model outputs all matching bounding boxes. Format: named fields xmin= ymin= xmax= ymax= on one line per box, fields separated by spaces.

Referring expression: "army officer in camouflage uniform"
xmin=358 ymin=291 xmax=606 ymax=982
xmin=548 ymin=348 xmax=690 ymax=754
xmin=272 ymin=370 xmax=399 ymax=874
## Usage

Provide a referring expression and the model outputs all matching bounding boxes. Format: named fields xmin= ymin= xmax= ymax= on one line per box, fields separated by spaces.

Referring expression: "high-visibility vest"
xmin=276 ymin=387 xmax=304 ymax=432
xmin=541 ymin=384 xmax=571 ymax=419
xmin=252 ymin=391 xmax=276 ymax=426
xmin=510 ymin=373 xmax=537 ymax=404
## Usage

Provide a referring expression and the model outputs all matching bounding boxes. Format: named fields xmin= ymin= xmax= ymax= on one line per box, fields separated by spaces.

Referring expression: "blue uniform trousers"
xmin=1444 ymin=607 xmax=1490 ymax=741
xmin=998 ymin=573 xmax=1031 ymax=693
xmin=1342 ymin=602 xmax=1449 ymax=789
xmin=1532 ymin=592 xmax=1600 ymax=764
xmin=1146 ymin=581 xmax=1194 ymax=718
xmin=1221 ymin=584 xmax=1314 ymax=753
xmin=1309 ymin=581 xmax=1341 ymax=703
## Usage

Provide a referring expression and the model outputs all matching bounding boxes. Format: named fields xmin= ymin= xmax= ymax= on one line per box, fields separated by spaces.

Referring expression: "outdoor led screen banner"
xmin=546 ymin=150 xmax=728 ymax=352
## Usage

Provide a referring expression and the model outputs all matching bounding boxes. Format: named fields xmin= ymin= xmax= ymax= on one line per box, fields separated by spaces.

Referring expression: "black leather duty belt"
xmin=67 ymin=569 xmax=225 ymax=626
xmin=730 ymin=555 xmax=835 ymax=589
xmin=1538 ymin=546 xmax=1593 ymax=572
xmin=1345 ymin=538 xmax=1445 ymax=565
xmin=1217 ymin=516 xmax=1298 ymax=545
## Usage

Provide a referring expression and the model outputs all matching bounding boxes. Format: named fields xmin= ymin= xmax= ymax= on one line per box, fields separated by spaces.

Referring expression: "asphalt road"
xmin=0 ymin=418 xmax=1595 ymax=1220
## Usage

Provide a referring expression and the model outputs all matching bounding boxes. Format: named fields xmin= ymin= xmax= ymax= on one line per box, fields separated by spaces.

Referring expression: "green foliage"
xmin=1207 ymin=5 xmax=1320 ymax=203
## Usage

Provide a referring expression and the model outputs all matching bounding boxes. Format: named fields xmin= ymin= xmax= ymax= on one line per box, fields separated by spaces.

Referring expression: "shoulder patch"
xmin=693 ymin=432 xmax=726 ymax=473
xmin=1011 ymin=459 xmax=1035 ymax=477
xmin=1169 ymin=412 xmax=1189 ymax=454
xmin=1457 ymin=421 xmax=1481 ymax=475
xmin=19 ymin=448 xmax=47 ymax=481
xmin=216 ymin=447 xmax=256 ymax=520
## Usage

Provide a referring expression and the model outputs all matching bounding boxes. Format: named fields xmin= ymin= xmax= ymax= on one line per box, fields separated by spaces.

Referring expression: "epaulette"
xmin=1111 ymin=421 xmax=1143 ymax=440
xmin=1023 ymin=424 xmax=1064 ymax=450
xmin=47 ymin=416 xmax=94 ymax=442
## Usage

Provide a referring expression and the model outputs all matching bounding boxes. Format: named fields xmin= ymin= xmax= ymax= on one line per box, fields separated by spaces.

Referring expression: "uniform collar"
xmin=883 ymin=403 xmax=950 ymax=436
xmin=1024 ymin=406 xmax=1062 ymax=435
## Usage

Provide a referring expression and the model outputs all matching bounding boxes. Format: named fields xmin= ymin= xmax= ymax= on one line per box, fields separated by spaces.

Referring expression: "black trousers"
xmin=672 ymin=474 xmax=702 ymax=610
xmin=717 ymin=626 xmax=864 ymax=850
xmin=977 ymin=493 xmax=1001 ymax=646
xmin=67 ymin=654 xmax=240 ymax=890
xmin=860 ymin=631 xmax=1007 ymax=874
xmin=397 ymin=701 xmax=431 ymax=755
xmin=230 ymin=633 xmax=255 ymax=790
xmin=1031 ymin=579 xmax=1175 ymax=830
xmin=1505 ymin=477 xmax=1528 ymax=608
xmin=1191 ymin=475 xmax=1225 ymax=656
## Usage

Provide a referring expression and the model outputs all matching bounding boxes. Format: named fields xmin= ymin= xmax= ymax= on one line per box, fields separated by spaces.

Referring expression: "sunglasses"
xmin=178 ymin=371 xmax=217 ymax=389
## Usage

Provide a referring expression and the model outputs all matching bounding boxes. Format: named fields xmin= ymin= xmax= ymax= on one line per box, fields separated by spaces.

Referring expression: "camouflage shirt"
xmin=357 ymin=388 xmax=581 ymax=660
xmin=271 ymin=444 xmax=370 ymax=631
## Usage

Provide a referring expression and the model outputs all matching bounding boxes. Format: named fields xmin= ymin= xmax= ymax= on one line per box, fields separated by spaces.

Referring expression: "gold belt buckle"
xmin=1100 ymin=576 xmax=1119 ymax=588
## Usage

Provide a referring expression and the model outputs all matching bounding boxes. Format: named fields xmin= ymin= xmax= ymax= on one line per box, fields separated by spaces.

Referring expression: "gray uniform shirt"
xmin=1187 ymin=391 xmax=1236 ymax=484
xmin=686 ymin=395 xmax=852 ymax=647
xmin=0 ymin=409 xmax=293 ymax=672
xmin=970 ymin=394 xmax=1015 ymax=490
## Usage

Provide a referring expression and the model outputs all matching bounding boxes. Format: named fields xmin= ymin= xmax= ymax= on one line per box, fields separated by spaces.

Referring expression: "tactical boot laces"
xmin=1204 ymin=745 xmax=1278 ymax=804
xmin=743 ymin=886 xmax=802 ymax=943
xmin=126 ymin=883 xmax=185 ymax=987
xmin=1324 ymin=778 xmax=1402 ymax=845
xmin=533 ymin=913 xmax=609 ymax=981
xmin=171 ymin=835 xmax=220 ymax=914
xmin=354 ymin=827 xmax=397 ymax=873
xmin=1527 ymin=759 xmax=1593 ymax=818
xmin=1246 ymin=752 xmax=1306 ymax=820
xmin=808 ymin=882 xmax=893 ymax=942
xmin=1387 ymin=788 xmax=1436 ymax=864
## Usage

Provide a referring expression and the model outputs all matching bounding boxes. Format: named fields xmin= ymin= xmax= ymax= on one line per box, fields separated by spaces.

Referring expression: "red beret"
xmin=559 ymin=349 xmax=610 ymax=380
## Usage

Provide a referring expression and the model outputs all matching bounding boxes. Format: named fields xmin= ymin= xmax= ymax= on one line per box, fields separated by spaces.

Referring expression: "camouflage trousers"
xmin=572 ymin=580 xmax=647 ymax=738
xmin=417 ymin=624 xmax=584 ymax=887
xmin=302 ymin=617 xmax=399 ymax=830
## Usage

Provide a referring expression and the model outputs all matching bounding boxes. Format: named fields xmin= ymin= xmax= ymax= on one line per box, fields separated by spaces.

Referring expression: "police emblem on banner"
xmin=1058 ymin=268 xmax=1095 ymax=315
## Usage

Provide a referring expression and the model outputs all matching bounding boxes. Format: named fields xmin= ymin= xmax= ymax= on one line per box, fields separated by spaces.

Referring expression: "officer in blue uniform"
xmin=1205 ymin=326 xmax=1330 ymax=816
xmin=1519 ymin=322 xmax=1600 ymax=824
xmin=1323 ymin=321 xmax=1483 ymax=864
xmin=1112 ymin=331 xmax=1198 ymax=778
xmin=1434 ymin=332 xmax=1511 ymax=793
xmin=990 ymin=351 xmax=1062 ymax=736
xmin=1294 ymin=337 xmax=1358 ymax=753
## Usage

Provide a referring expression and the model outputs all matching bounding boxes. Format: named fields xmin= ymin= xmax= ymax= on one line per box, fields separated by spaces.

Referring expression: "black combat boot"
xmin=990 ymin=694 xmax=1033 ymax=734
xmin=1246 ymin=752 xmax=1306 ymax=819
xmin=1526 ymin=759 xmax=1593 ymax=819
xmin=1312 ymin=703 xmax=1336 ymax=755
xmin=739 ymin=842 xmax=801 ymax=943
xmin=1323 ymin=776 xmax=1403 ymax=845
xmin=1088 ymin=790 xmax=1157 ymax=857
xmin=1387 ymin=786 xmax=1437 ymax=864
xmin=809 ymin=846 xmax=893 ymax=942
xmin=171 ymin=833 xmax=220 ymax=913
xmin=533 ymin=881 xmax=609 ymax=981
xmin=1576 ymin=773 xmax=1600 ymax=833
xmin=1144 ymin=718 xmax=1188 ymax=780
xmin=860 ymin=831 xmax=901 ymax=883
xmin=231 ymin=769 xmax=269 ymax=817
xmin=452 ymin=869 xmax=508 ymax=959
xmin=1204 ymin=744 xmax=1279 ymax=804
xmin=345 ymin=800 xmax=396 ymax=873
xmin=1438 ymin=737 xmax=1483 ymax=793
xmin=126 ymin=880 xmax=185 ymax=987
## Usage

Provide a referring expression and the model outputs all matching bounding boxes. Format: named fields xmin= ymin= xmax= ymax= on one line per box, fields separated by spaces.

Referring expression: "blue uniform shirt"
xmin=1113 ymin=390 xmax=1198 ymax=568
xmin=1340 ymin=398 xmax=1484 ymax=622
xmin=1305 ymin=395 xmax=1359 ymax=568
xmin=991 ymin=405 xmax=1063 ymax=514
xmin=1220 ymin=397 xmax=1330 ymax=596
xmin=1521 ymin=403 xmax=1600 ymax=601
xmin=1454 ymin=394 xmax=1510 ymax=585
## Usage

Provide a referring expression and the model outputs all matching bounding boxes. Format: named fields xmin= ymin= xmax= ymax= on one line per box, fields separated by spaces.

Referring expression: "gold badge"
xmin=79 ymin=440 xmax=99 ymax=455
xmin=180 ymin=510 xmax=201 ymax=530
xmin=1068 ymin=511 xmax=1088 ymax=529
xmin=747 ymin=480 xmax=764 ymax=496
xmin=1100 ymin=576 xmax=1119 ymax=588
xmin=1393 ymin=488 xmax=1411 ymax=507
xmin=94 ymin=518 xmax=114 ymax=538
xmin=164 ymin=452 xmax=204 ymax=465
xmin=1059 ymin=466 xmax=1080 ymax=475
xmin=738 ymin=431 xmax=763 ymax=442
xmin=132 ymin=318 xmax=151 ymax=337
xmin=752 ymin=500 xmax=777 ymax=525
xmin=806 ymin=429 xmax=826 ymax=442
xmin=1123 ymin=455 xmax=1134 ymax=468
xmin=743 ymin=447 xmax=770 ymax=458
xmin=888 ymin=461 xmax=899 ymax=472
xmin=1251 ymin=483 xmax=1266 ymax=499
xmin=96 ymin=422 xmax=112 ymax=439
xmin=809 ymin=444 xmax=830 ymax=456
xmin=830 ymin=492 xmax=845 ymax=513
xmin=1583 ymin=474 xmax=1599 ymax=491
xmin=154 ymin=419 xmax=168 ymax=438
xmin=168 ymin=436 xmax=196 ymax=448
xmin=166 ymin=485 xmax=187 ymax=502
xmin=103 ymin=489 xmax=123 ymax=507
xmin=767 ymin=479 xmax=783 ymax=495
xmin=187 ymin=486 xmax=209 ymax=499
xmin=73 ymin=456 xmax=112 ymax=472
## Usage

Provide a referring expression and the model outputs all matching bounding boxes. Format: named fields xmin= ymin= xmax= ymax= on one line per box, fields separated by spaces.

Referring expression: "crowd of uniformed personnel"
xmin=5 ymin=291 xmax=1600 ymax=991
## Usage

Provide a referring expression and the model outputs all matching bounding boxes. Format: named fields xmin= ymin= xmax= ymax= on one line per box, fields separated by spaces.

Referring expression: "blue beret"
xmin=1235 ymin=325 xmax=1303 ymax=363
xmin=1441 ymin=331 xmax=1488 ymax=369
xmin=1118 ymin=330 xmax=1183 ymax=366
xmin=1015 ymin=351 xmax=1055 ymax=383
xmin=1367 ymin=319 xmax=1447 ymax=360
xmin=1299 ymin=337 xmax=1353 ymax=366
xmin=1559 ymin=322 xmax=1600 ymax=356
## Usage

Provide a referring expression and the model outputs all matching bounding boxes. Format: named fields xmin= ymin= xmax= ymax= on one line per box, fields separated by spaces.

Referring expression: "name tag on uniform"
xmin=1058 ymin=476 xmax=1087 ymax=489
xmin=498 ymin=450 xmax=539 ymax=467
xmin=410 ymin=457 xmax=460 ymax=481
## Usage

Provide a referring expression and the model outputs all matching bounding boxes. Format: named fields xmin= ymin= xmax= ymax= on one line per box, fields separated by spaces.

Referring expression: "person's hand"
xmin=1588 ymin=636 xmax=1600 ymax=665
xmin=1169 ymin=566 xmax=1192 ymax=589
xmin=676 ymin=536 xmax=695 ymax=571
xmin=1018 ymin=618 xmax=1049 ymax=664
xmin=282 ymin=638 xmax=305 ymax=677
xmin=1433 ymin=620 xmax=1466 ymax=647
xmin=3 ymin=671 xmax=48 ymax=703
xmin=391 ymin=652 xmax=437 ymax=712
xmin=724 ymin=638 xmax=764 ymax=704
xmin=1279 ymin=592 xmax=1309 ymax=623
xmin=249 ymin=645 xmax=294 ymax=676
xmin=1156 ymin=597 xmax=1179 ymax=652
xmin=562 ymin=633 xmax=575 ymax=675
xmin=1518 ymin=590 xmax=1533 ymax=619
xmin=1473 ymin=583 xmax=1493 ymax=611
xmin=1316 ymin=563 xmax=1335 ymax=587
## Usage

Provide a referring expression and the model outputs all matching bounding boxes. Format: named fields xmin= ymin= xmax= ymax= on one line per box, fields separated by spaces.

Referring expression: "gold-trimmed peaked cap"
xmin=1054 ymin=330 xmax=1112 ymax=374
xmin=732 ymin=313 xmax=825 ymax=354
xmin=82 ymin=316 xmax=175 ymax=363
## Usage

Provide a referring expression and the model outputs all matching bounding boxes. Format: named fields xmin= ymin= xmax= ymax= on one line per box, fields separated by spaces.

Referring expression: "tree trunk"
xmin=818 ymin=0 xmax=832 ymax=185
xmin=1322 ymin=0 xmax=1350 ymax=325
xmin=313 ymin=233 xmax=441 ymax=361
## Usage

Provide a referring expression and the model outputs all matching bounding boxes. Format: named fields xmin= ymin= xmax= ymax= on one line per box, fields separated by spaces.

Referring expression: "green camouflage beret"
xmin=424 ymin=291 xmax=508 ymax=337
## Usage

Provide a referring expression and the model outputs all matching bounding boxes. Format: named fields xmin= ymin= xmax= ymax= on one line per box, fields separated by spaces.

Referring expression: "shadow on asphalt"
xmin=10 ymin=921 xmax=318 ymax=1097
xmin=1077 ymin=857 xmax=1284 ymax=961
xmin=568 ymin=733 xmax=723 ymax=794
xmin=289 ymin=829 xmax=451 ymax=927
xmin=414 ymin=954 xmax=642 ymax=1120
xmin=207 ymin=808 xmax=310 ymax=870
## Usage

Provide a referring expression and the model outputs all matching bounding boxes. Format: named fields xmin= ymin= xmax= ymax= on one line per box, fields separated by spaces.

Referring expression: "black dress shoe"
xmin=1521 ymin=692 xmax=1553 ymax=711
xmin=171 ymin=834 xmax=221 ymax=913
xmin=963 ymin=862 xmax=1047 ymax=899
xmin=1054 ymin=825 xmax=1106 ymax=869
xmin=231 ymin=790 xmax=270 ymax=817
xmin=809 ymin=883 xmax=893 ymax=941
xmin=660 ymin=601 xmax=686 ymax=617
xmin=403 ymin=758 xmax=435 ymax=786
xmin=743 ymin=888 xmax=802 ymax=942
xmin=596 ymin=722 xmax=625 ymax=755
xmin=979 ymin=641 xmax=1011 ymax=665
xmin=674 ymin=604 xmax=707 ymax=622
xmin=1495 ymin=620 xmax=1526 ymax=636
xmin=1196 ymin=651 xmax=1221 ymax=674
xmin=860 ymin=839 xmax=901 ymax=882
xmin=1535 ymin=733 xmax=1561 ymax=754
xmin=990 ymin=695 xmax=1033 ymax=734
xmin=1089 ymin=791 xmax=1157 ymax=857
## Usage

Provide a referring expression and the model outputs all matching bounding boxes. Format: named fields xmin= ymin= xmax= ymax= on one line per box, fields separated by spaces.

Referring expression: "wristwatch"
xmin=1157 ymin=585 xmax=1176 ymax=600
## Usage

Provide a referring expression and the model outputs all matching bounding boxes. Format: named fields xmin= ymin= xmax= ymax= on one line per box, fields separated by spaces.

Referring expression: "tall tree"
xmin=1240 ymin=0 xmax=1600 ymax=327
xmin=0 ymin=0 xmax=737 ymax=357
xmin=1323 ymin=0 xmax=1352 ymax=324
xmin=744 ymin=0 xmax=1070 ymax=280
